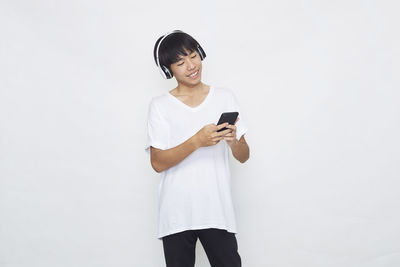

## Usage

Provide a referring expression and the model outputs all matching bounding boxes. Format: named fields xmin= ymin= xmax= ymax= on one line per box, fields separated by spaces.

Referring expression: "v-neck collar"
xmin=166 ymin=86 xmax=214 ymax=112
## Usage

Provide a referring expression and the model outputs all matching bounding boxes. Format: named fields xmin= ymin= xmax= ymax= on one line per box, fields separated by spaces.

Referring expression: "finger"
xmin=216 ymin=122 xmax=229 ymax=131
xmin=221 ymin=131 xmax=234 ymax=137
xmin=225 ymin=124 xmax=236 ymax=130
xmin=212 ymin=128 xmax=231 ymax=138
xmin=212 ymin=137 xmax=224 ymax=143
xmin=217 ymin=128 xmax=233 ymax=136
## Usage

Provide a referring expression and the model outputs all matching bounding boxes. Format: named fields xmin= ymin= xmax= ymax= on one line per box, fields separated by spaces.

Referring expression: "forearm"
xmin=229 ymin=138 xmax=249 ymax=163
xmin=151 ymin=135 xmax=199 ymax=172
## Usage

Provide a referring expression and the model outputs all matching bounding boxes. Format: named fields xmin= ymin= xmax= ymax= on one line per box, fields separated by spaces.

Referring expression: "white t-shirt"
xmin=145 ymin=85 xmax=248 ymax=239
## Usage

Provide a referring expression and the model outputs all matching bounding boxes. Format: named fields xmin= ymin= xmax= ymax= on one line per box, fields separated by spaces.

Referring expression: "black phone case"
xmin=217 ymin=112 xmax=239 ymax=132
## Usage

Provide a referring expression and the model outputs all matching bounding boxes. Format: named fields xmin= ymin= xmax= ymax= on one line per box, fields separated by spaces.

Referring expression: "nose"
xmin=187 ymin=58 xmax=196 ymax=70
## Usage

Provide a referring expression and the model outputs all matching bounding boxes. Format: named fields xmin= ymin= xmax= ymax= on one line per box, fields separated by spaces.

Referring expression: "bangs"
xmin=168 ymin=44 xmax=197 ymax=64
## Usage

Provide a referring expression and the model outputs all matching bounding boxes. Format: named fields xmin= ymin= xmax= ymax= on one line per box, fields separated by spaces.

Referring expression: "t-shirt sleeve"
xmin=145 ymin=99 xmax=169 ymax=153
xmin=229 ymin=90 xmax=248 ymax=141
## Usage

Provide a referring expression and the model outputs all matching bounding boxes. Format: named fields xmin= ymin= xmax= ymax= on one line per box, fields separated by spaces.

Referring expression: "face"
xmin=169 ymin=48 xmax=202 ymax=86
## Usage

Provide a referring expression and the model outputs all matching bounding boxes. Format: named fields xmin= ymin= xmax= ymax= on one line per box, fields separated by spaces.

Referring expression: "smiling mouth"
xmin=188 ymin=70 xmax=199 ymax=78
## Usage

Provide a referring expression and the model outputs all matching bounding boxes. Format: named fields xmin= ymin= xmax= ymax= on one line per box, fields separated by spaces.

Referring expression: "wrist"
xmin=190 ymin=134 xmax=200 ymax=150
xmin=228 ymin=138 xmax=239 ymax=148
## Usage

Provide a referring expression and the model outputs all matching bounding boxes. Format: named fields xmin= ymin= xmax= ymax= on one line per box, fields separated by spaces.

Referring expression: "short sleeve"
xmin=229 ymin=90 xmax=248 ymax=141
xmin=144 ymin=99 xmax=169 ymax=153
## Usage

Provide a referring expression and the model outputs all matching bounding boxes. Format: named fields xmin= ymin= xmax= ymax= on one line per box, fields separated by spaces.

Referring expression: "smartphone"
xmin=217 ymin=112 xmax=239 ymax=132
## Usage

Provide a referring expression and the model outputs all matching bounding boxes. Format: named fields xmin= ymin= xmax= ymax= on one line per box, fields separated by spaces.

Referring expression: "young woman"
xmin=145 ymin=30 xmax=249 ymax=267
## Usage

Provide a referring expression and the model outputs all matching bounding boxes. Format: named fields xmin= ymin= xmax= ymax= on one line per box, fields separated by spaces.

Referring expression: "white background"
xmin=1 ymin=0 xmax=399 ymax=266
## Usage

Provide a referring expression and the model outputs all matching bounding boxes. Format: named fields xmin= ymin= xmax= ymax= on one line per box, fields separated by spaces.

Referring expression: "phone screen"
xmin=217 ymin=112 xmax=239 ymax=132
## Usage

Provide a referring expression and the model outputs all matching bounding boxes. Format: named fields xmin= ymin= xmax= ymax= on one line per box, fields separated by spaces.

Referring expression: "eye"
xmin=177 ymin=62 xmax=184 ymax=66
xmin=191 ymin=55 xmax=197 ymax=58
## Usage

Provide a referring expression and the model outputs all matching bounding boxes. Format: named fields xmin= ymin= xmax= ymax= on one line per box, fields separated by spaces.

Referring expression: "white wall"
xmin=1 ymin=0 xmax=399 ymax=266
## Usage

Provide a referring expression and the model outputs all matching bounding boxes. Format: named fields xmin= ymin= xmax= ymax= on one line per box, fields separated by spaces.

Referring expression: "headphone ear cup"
xmin=197 ymin=45 xmax=206 ymax=60
xmin=161 ymin=65 xmax=173 ymax=79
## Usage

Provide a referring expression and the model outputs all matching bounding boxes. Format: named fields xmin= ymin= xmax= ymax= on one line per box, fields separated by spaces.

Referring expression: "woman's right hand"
xmin=194 ymin=122 xmax=232 ymax=148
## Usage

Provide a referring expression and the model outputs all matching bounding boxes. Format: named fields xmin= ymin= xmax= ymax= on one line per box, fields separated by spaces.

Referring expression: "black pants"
xmin=162 ymin=228 xmax=242 ymax=267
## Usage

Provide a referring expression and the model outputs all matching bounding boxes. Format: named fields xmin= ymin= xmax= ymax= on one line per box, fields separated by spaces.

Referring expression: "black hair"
xmin=153 ymin=31 xmax=200 ymax=72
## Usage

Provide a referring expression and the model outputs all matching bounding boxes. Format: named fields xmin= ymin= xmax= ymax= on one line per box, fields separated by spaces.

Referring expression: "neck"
xmin=176 ymin=82 xmax=205 ymax=96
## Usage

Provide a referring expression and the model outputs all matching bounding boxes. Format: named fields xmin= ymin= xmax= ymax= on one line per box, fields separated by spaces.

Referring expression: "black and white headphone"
xmin=155 ymin=30 xmax=207 ymax=79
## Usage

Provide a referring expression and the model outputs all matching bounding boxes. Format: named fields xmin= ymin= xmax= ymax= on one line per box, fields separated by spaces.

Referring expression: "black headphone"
xmin=155 ymin=30 xmax=207 ymax=79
